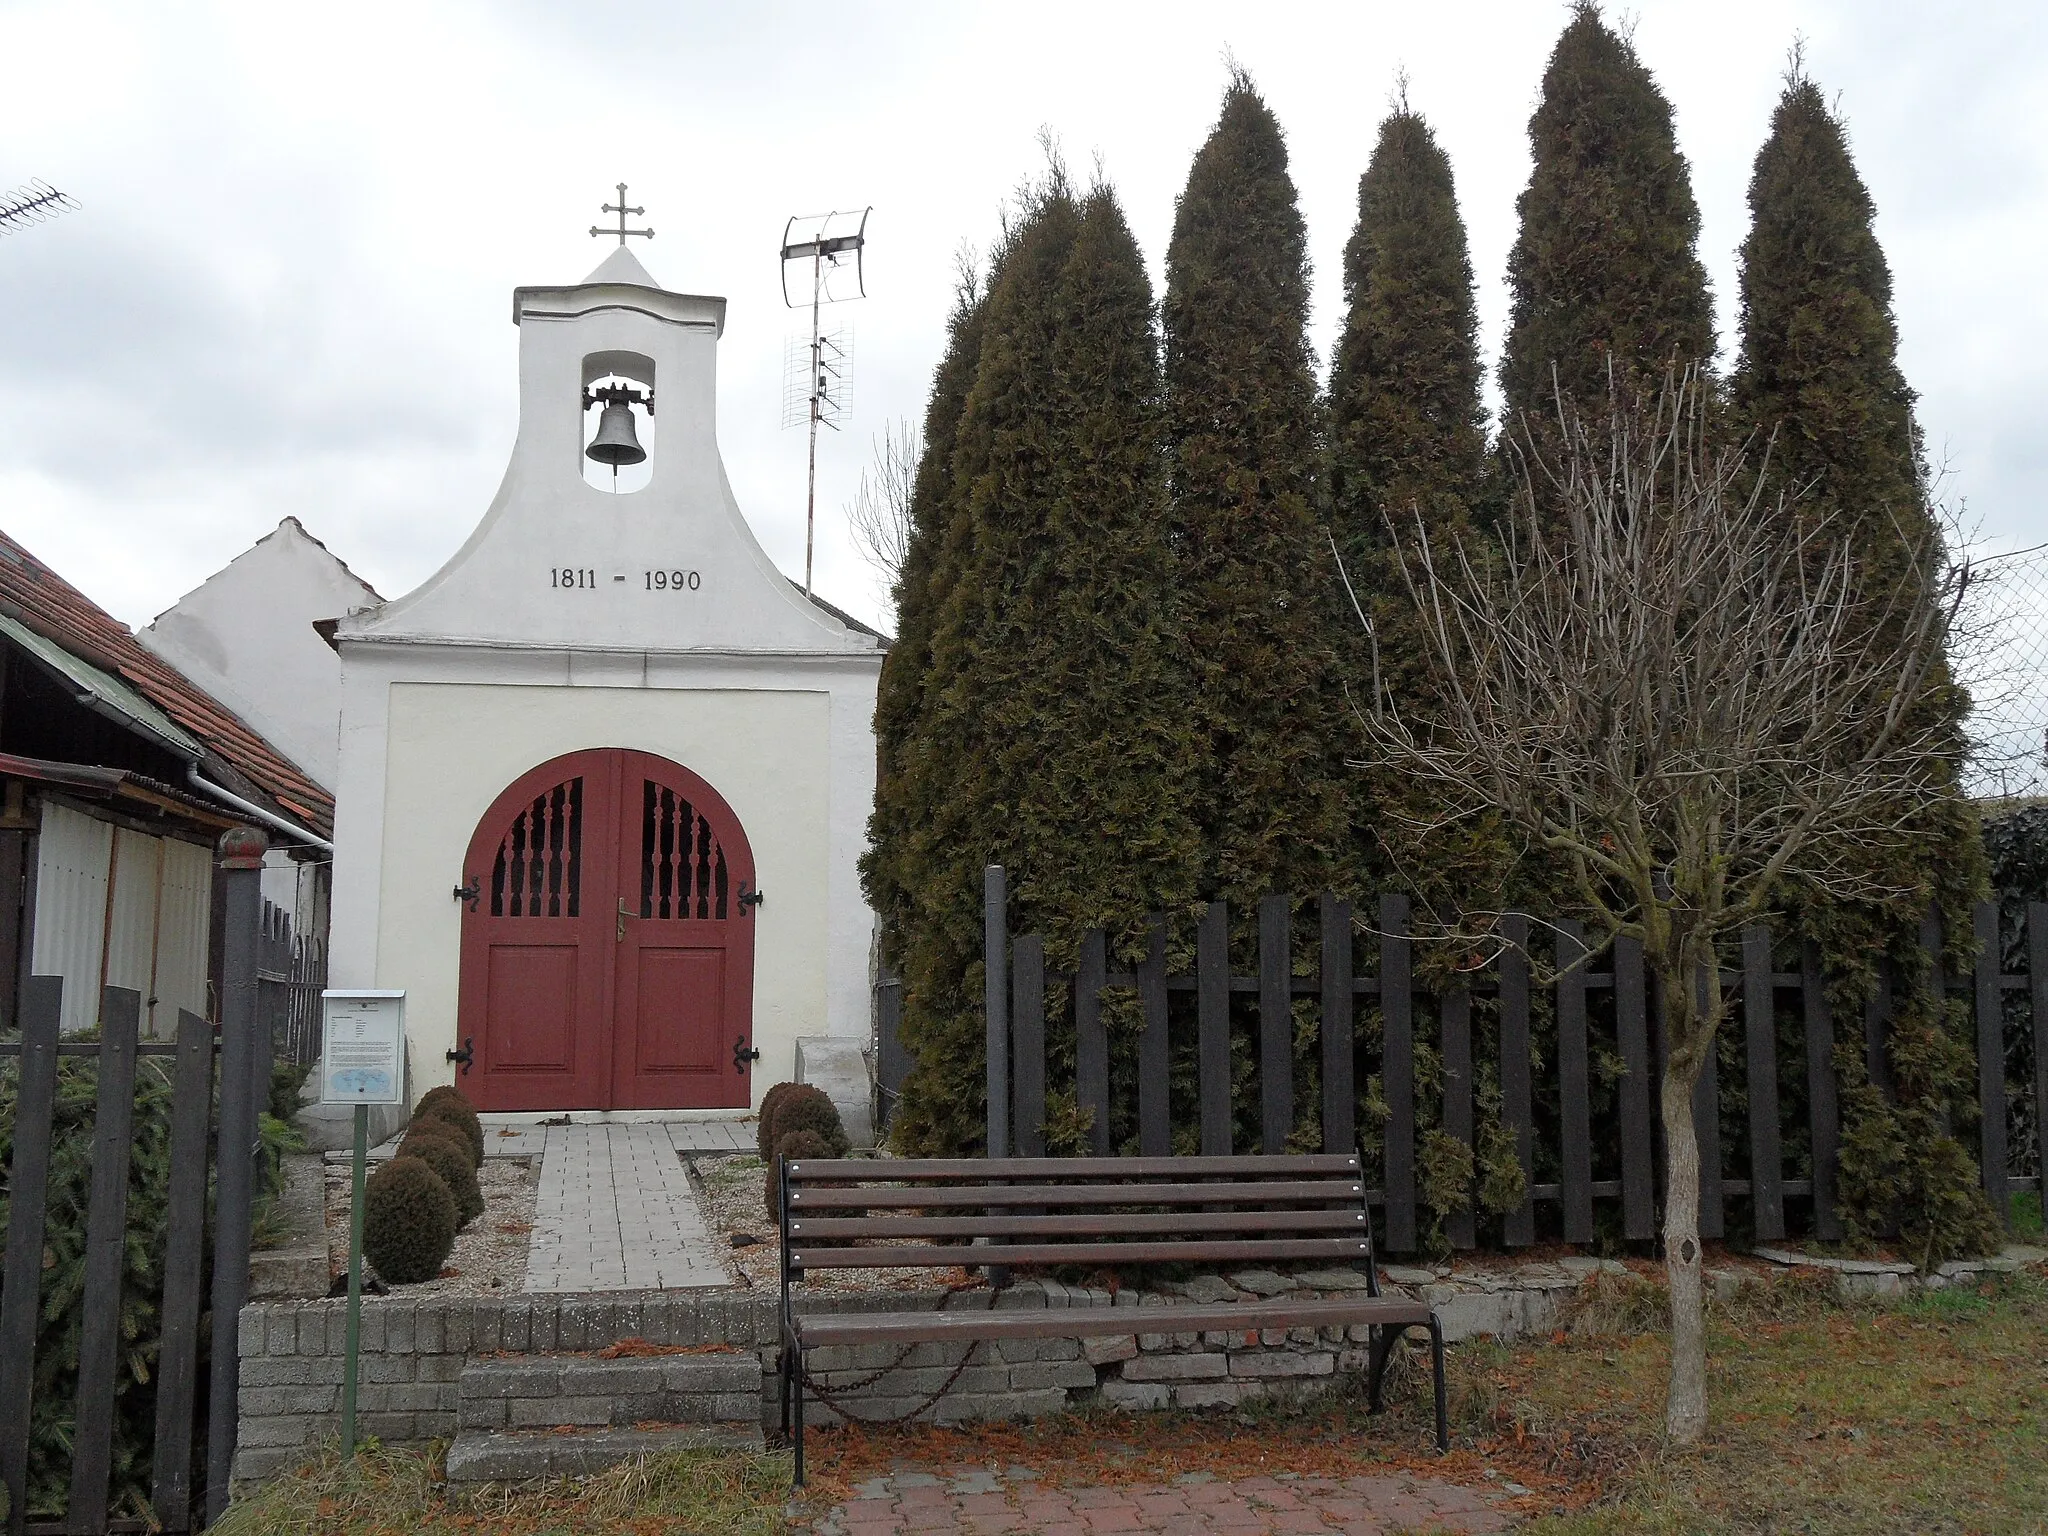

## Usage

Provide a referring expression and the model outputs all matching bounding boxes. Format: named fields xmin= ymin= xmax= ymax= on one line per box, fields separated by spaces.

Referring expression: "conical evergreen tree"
xmin=1733 ymin=70 xmax=1993 ymax=1256
xmin=1165 ymin=72 xmax=1347 ymax=909
xmin=1499 ymin=4 xmax=1714 ymax=424
xmin=1325 ymin=100 xmax=1504 ymax=902
xmin=863 ymin=263 xmax=988 ymax=969
xmin=885 ymin=179 xmax=1198 ymax=1154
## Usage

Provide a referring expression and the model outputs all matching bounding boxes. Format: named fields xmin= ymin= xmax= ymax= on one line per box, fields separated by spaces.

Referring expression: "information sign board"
xmin=320 ymin=990 xmax=406 ymax=1105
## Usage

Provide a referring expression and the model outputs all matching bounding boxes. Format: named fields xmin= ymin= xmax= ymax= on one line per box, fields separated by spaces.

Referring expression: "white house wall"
xmin=139 ymin=518 xmax=379 ymax=790
xmin=154 ymin=836 xmax=214 ymax=1030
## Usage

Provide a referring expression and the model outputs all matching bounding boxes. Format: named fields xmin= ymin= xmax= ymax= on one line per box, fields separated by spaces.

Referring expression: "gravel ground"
xmin=688 ymin=1151 xmax=989 ymax=1297
xmin=324 ymin=1154 xmax=539 ymax=1297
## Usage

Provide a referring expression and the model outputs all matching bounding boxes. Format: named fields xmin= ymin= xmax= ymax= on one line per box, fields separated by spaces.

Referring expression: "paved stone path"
xmin=809 ymin=1466 xmax=1514 ymax=1534
xmin=523 ymin=1122 xmax=734 ymax=1292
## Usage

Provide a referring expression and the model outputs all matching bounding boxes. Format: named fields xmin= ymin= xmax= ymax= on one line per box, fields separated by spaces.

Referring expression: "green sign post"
xmin=319 ymin=989 xmax=406 ymax=1458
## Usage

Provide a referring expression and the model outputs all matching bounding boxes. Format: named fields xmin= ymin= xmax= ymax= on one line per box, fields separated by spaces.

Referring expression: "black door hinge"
xmin=453 ymin=877 xmax=481 ymax=912
xmin=733 ymin=1035 xmax=762 ymax=1075
xmin=738 ymin=883 xmax=765 ymax=912
xmin=447 ymin=1037 xmax=474 ymax=1074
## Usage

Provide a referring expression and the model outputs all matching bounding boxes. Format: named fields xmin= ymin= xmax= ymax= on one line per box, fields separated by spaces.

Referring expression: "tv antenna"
xmin=780 ymin=207 xmax=870 ymax=596
xmin=0 ymin=179 xmax=77 ymax=237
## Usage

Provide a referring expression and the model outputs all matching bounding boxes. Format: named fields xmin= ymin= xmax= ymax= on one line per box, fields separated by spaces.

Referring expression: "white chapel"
xmin=327 ymin=240 xmax=885 ymax=1119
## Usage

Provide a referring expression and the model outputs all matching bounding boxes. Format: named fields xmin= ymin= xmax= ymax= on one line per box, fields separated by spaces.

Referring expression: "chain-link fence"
xmin=1958 ymin=543 xmax=2048 ymax=802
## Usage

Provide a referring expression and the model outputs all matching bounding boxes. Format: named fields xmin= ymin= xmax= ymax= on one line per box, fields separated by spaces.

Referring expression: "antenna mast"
xmin=0 ymin=179 xmax=77 ymax=236
xmin=780 ymin=208 xmax=870 ymax=596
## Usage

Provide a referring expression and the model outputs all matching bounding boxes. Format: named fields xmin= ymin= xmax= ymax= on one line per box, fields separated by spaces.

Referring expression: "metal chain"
xmin=796 ymin=1278 xmax=996 ymax=1425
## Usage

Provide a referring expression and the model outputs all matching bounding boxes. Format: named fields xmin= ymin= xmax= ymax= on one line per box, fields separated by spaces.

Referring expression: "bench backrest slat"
xmin=789 ymin=1237 xmax=1371 ymax=1270
xmin=785 ymin=1178 xmax=1365 ymax=1210
xmin=785 ymin=1154 xmax=1363 ymax=1181
xmin=787 ymin=1209 xmax=1367 ymax=1241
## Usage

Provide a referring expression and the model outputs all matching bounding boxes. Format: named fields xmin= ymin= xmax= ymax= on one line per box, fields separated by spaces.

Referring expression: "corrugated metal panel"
xmin=153 ymin=838 xmax=213 ymax=1030
xmin=103 ymin=827 xmax=159 ymax=1008
xmin=31 ymin=802 xmax=112 ymax=1033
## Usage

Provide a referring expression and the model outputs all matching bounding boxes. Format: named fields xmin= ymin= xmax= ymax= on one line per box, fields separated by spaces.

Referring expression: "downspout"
xmin=185 ymin=766 xmax=335 ymax=854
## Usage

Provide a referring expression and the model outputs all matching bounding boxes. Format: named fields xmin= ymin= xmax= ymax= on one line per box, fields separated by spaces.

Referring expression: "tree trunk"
xmin=1660 ymin=1057 xmax=1707 ymax=1442
xmin=1658 ymin=941 xmax=1719 ymax=1444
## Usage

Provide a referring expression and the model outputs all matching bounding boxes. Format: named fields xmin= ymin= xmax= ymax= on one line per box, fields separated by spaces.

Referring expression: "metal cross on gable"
xmin=590 ymin=182 xmax=653 ymax=246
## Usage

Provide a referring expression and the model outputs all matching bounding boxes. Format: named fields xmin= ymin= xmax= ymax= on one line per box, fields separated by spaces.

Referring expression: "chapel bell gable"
xmin=335 ymin=243 xmax=878 ymax=657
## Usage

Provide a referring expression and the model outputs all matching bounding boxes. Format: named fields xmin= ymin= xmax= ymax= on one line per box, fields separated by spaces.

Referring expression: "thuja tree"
xmin=1733 ymin=69 xmax=1992 ymax=1256
xmin=1165 ymin=71 xmax=1348 ymax=909
xmin=1326 ymin=99 xmax=1500 ymax=905
xmin=1499 ymin=4 xmax=1714 ymax=426
xmin=863 ymin=261 xmax=988 ymax=972
xmin=1368 ymin=372 xmax=1969 ymax=1440
xmin=883 ymin=179 xmax=1199 ymax=1153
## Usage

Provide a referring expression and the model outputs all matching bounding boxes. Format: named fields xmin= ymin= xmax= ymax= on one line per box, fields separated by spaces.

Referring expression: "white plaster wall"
xmin=139 ymin=518 xmax=378 ymax=789
xmin=332 ymin=662 xmax=876 ymax=1105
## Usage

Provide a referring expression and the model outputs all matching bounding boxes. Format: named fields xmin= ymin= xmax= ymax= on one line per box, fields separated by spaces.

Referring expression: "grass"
xmin=217 ymin=1266 xmax=2048 ymax=1535
xmin=210 ymin=1441 xmax=794 ymax=1536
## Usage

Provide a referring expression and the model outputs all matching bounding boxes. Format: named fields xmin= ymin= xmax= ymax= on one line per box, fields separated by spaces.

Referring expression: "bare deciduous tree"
xmin=846 ymin=419 xmax=921 ymax=590
xmin=1362 ymin=370 xmax=1967 ymax=1442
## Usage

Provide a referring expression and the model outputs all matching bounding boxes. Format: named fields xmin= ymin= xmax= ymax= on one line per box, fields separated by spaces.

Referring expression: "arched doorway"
xmin=456 ymin=748 xmax=757 ymax=1111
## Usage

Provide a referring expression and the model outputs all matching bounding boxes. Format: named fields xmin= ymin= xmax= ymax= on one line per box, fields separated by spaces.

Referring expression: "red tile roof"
xmin=0 ymin=529 xmax=334 ymax=834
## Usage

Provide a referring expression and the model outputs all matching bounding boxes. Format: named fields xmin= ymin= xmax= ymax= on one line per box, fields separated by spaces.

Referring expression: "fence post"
xmin=1801 ymin=941 xmax=1843 ymax=1243
xmin=1743 ymin=925 xmax=1785 ymax=1243
xmin=2031 ymin=904 xmax=2048 ymax=1222
xmin=1198 ymin=902 xmax=1231 ymax=1156
xmin=1258 ymin=895 xmax=1293 ymax=1155
xmin=1076 ymin=932 xmax=1109 ymax=1156
xmin=1968 ymin=901 xmax=2007 ymax=1225
xmin=1319 ymin=894 xmax=1353 ymax=1158
xmin=1137 ymin=917 xmax=1170 ymax=1158
xmin=1555 ymin=922 xmax=1593 ymax=1245
xmin=983 ymin=866 xmax=1008 ymax=1160
xmin=1613 ymin=936 xmax=1655 ymax=1242
xmin=0 ymin=975 xmax=61 ymax=1536
xmin=1499 ymin=913 xmax=1535 ymax=1247
xmin=1380 ymin=894 xmax=1415 ymax=1253
xmin=1011 ymin=934 xmax=1046 ymax=1159
xmin=207 ymin=825 xmax=269 ymax=1523
xmin=68 ymin=985 xmax=142 ymax=1530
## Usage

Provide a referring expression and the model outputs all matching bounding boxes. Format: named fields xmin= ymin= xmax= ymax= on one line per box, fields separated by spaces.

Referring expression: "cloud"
xmin=0 ymin=0 xmax=2042 ymax=632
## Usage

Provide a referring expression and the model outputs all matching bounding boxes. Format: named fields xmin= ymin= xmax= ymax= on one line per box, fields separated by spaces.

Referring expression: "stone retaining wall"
xmin=234 ymin=1262 xmax=1601 ymax=1480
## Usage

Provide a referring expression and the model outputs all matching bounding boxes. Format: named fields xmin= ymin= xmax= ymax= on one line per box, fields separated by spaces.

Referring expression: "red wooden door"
xmin=456 ymin=749 xmax=756 ymax=1111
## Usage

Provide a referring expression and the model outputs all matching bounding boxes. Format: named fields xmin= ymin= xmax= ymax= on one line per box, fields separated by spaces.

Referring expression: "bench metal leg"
xmin=792 ymin=1345 xmax=806 ymax=1486
xmin=1428 ymin=1315 xmax=1448 ymax=1454
xmin=1366 ymin=1323 xmax=1395 ymax=1413
xmin=777 ymin=1345 xmax=791 ymax=1437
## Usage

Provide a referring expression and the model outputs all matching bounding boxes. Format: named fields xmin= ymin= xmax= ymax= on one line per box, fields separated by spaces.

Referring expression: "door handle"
xmin=617 ymin=897 xmax=634 ymax=941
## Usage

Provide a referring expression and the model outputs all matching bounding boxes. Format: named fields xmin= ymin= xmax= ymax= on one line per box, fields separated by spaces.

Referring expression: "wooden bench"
xmin=775 ymin=1153 xmax=1447 ymax=1483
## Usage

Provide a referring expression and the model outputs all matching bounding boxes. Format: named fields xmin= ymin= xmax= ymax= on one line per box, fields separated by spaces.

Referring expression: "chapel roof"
xmin=0 ymin=528 xmax=336 ymax=834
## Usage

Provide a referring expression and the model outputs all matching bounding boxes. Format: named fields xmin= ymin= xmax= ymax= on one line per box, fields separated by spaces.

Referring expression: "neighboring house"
xmin=139 ymin=515 xmax=377 ymax=942
xmin=0 ymin=529 xmax=335 ymax=1035
xmin=329 ymin=244 xmax=886 ymax=1117
xmin=139 ymin=515 xmax=379 ymax=792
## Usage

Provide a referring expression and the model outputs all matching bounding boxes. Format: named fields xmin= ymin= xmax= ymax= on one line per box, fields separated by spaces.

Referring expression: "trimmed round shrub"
xmin=763 ymin=1128 xmax=835 ymax=1221
xmin=756 ymin=1081 xmax=803 ymax=1159
xmin=414 ymin=1090 xmax=484 ymax=1165
xmin=398 ymin=1123 xmax=484 ymax=1228
xmin=363 ymin=1154 xmax=458 ymax=1284
xmin=769 ymin=1086 xmax=850 ymax=1157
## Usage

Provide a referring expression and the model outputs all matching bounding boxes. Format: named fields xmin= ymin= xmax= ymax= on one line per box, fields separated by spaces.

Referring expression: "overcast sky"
xmin=1 ymin=0 xmax=2042 ymax=637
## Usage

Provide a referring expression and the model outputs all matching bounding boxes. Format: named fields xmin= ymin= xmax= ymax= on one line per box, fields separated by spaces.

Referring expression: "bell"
xmin=585 ymin=399 xmax=646 ymax=467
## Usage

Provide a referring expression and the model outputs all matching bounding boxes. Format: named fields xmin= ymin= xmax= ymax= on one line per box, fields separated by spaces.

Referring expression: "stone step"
xmin=458 ymin=1351 xmax=762 ymax=1432
xmin=445 ymin=1423 xmax=766 ymax=1484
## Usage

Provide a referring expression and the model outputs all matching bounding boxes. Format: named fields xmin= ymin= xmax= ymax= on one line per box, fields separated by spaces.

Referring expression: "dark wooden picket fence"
xmin=978 ymin=867 xmax=2047 ymax=1255
xmin=257 ymin=898 xmax=325 ymax=1068
xmin=0 ymin=861 xmax=268 ymax=1532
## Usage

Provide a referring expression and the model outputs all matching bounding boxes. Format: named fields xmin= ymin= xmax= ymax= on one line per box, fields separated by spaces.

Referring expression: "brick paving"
xmin=522 ymin=1122 xmax=733 ymax=1291
xmin=807 ymin=1464 xmax=1515 ymax=1534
